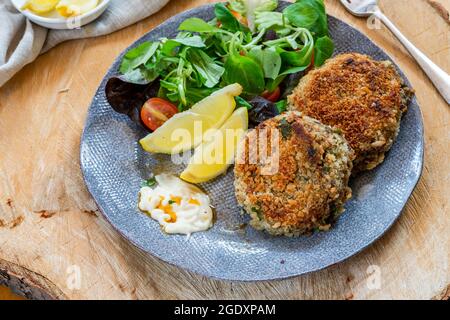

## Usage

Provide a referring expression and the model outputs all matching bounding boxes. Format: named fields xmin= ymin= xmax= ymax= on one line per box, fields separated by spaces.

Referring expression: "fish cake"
xmin=288 ymin=53 xmax=413 ymax=172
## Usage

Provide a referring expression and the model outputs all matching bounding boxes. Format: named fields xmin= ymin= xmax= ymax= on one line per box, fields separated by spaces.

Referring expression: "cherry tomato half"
xmin=262 ymin=86 xmax=281 ymax=102
xmin=140 ymin=98 xmax=178 ymax=131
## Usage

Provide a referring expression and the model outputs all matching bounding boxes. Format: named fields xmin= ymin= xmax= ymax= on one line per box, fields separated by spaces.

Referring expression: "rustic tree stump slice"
xmin=0 ymin=0 xmax=448 ymax=300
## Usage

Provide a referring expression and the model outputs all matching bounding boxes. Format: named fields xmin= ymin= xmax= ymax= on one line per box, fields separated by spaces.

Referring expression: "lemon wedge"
xmin=180 ymin=107 xmax=248 ymax=184
xmin=140 ymin=84 xmax=243 ymax=155
xmin=56 ymin=0 xmax=99 ymax=17
xmin=21 ymin=0 xmax=59 ymax=14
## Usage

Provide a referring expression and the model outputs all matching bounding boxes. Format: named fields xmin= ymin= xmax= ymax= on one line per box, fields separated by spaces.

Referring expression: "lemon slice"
xmin=21 ymin=0 xmax=59 ymax=14
xmin=180 ymin=107 xmax=248 ymax=184
xmin=140 ymin=84 xmax=243 ymax=155
xmin=56 ymin=0 xmax=99 ymax=17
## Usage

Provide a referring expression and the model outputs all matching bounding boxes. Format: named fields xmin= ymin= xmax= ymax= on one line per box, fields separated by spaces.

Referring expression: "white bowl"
xmin=11 ymin=0 xmax=111 ymax=30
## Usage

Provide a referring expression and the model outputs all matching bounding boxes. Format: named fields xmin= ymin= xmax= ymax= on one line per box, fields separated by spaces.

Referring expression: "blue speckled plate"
xmin=80 ymin=2 xmax=424 ymax=281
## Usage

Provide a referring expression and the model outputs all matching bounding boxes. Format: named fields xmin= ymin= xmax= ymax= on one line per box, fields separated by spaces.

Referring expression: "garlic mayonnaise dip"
xmin=138 ymin=174 xmax=213 ymax=235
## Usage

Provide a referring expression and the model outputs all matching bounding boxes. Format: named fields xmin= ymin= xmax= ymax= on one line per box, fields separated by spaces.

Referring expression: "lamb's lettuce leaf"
xmin=314 ymin=35 xmax=334 ymax=66
xmin=223 ymin=54 xmax=265 ymax=94
xmin=284 ymin=0 xmax=328 ymax=38
xmin=187 ymin=48 xmax=225 ymax=88
xmin=120 ymin=41 xmax=159 ymax=74
xmin=247 ymin=46 xmax=281 ymax=79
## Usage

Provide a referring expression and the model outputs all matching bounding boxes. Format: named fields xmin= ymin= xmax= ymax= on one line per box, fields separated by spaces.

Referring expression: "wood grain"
xmin=427 ymin=0 xmax=450 ymax=23
xmin=0 ymin=0 xmax=448 ymax=300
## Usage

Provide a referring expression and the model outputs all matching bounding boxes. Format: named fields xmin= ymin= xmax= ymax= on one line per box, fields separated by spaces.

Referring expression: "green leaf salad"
xmin=108 ymin=0 xmax=334 ymax=124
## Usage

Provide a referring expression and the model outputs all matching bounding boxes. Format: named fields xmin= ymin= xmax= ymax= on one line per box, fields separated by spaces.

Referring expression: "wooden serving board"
xmin=0 ymin=0 xmax=448 ymax=300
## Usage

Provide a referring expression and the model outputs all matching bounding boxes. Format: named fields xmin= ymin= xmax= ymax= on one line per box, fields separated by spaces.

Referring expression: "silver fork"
xmin=340 ymin=0 xmax=450 ymax=104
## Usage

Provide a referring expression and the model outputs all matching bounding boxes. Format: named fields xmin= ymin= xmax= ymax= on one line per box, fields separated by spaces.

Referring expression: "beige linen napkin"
xmin=0 ymin=0 xmax=170 ymax=87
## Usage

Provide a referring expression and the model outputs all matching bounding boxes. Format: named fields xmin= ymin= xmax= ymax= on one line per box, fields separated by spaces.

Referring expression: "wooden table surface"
xmin=0 ymin=0 xmax=449 ymax=300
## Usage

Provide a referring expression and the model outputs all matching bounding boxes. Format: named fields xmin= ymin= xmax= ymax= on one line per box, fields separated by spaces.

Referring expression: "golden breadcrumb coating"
xmin=234 ymin=111 xmax=354 ymax=237
xmin=288 ymin=53 xmax=413 ymax=172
